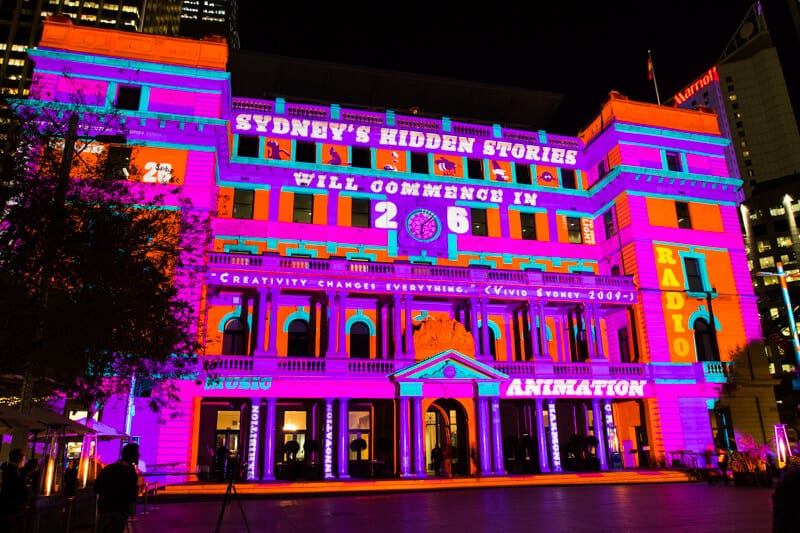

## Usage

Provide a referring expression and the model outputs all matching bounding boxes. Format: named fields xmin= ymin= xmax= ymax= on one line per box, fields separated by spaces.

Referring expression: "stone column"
xmin=477 ymin=396 xmax=492 ymax=476
xmin=537 ymin=300 xmax=548 ymax=358
xmin=393 ymin=295 xmax=402 ymax=359
xmin=337 ymin=398 xmax=350 ymax=479
xmin=398 ymin=396 xmax=411 ymax=477
xmin=529 ymin=300 xmax=541 ymax=359
xmin=308 ymin=297 xmax=318 ymax=357
xmin=591 ymin=304 xmax=605 ymax=360
xmin=404 ymin=295 xmax=415 ymax=359
xmin=491 ymin=397 xmax=504 ymax=475
xmin=254 ymin=289 xmax=268 ymax=356
xmin=480 ymin=297 xmax=491 ymax=359
xmin=338 ymin=292 xmax=348 ymax=354
xmin=535 ymin=398 xmax=550 ymax=473
xmin=470 ymin=297 xmax=480 ymax=356
xmin=262 ymin=398 xmax=276 ymax=480
xmin=547 ymin=400 xmax=562 ymax=472
xmin=592 ymin=398 xmax=608 ymax=470
xmin=246 ymin=399 xmax=260 ymax=480
xmin=324 ymin=398 xmax=335 ymax=479
xmin=380 ymin=300 xmax=389 ymax=359
xmin=583 ymin=303 xmax=596 ymax=360
xmin=413 ymin=397 xmax=425 ymax=475
xmin=326 ymin=291 xmax=337 ymax=357
xmin=266 ymin=289 xmax=279 ymax=356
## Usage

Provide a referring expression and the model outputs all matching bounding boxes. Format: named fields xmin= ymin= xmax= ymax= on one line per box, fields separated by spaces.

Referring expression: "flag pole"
xmin=648 ymin=49 xmax=661 ymax=105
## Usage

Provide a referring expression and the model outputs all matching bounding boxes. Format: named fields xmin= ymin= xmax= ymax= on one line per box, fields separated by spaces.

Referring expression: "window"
xmin=515 ymin=163 xmax=532 ymax=184
xmin=410 ymin=152 xmax=429 ymax=174
xmin=287 ymin=319 xmax=309 ymax=357
xmin=237 ymin=135 xmax=259 ymax=158
xmin=596 ymin=159 xmax=608 ymax=178
xmin=295 ymin=141 xmax=316 ymax=163
xmin=757 ymin=240 xmax=772 ymax=253
xmin=684 ymin=257 xmax=704 ymax=293
xmin=676 ymin=201 xmax=692 ymax=229
xmin=293 ymin=194 xmax=314 ymax=223
xmin=467 ymin=158 xmax=483 ymax=179
xmin=666 ymin=151 xmax=682 ymax=171
xmin=222 ymin=318 xmax=248 ymax=355
xmin=115 ymin=85 xmax=141 ymax=110
xmin=567 ymin=216 xmax=582 ymax=243
xmin=777 ymin=236 xmax=793 ymax=248
xmin=351 ymin=198 xmax=370 ymax=228
xmin=471 ymin=208 xmax=488 ymax=236
xmin=611 ymin=265 xmax=621 ymax=277
xmin=561 ymin=168 xmax=577 ymax=189
xmin=349 ymin=321 xmax=370 ymax=358
xmin=603 ymin=209 xmax=616 ymax=238
xmin=520 ymin=212 xmax=536 ymax=240
xmin=351 ymin=147 xmax=371 ymax=169
xmin=618 ymin=327 xmax=631 ymax=363
xmin=693 ymin=318 xmax=718 ymax=361
xmin=104 ymin=145 xmax=131 ymax=181
xmin=232 ymin=189 xmax=254 ymax=219
xmin=348 ymin=410 xmax=371 ymax=461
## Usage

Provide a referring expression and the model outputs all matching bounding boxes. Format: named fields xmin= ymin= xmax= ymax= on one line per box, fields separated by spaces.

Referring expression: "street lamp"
xmin=756 ymin=261 xmax=800 ymax=367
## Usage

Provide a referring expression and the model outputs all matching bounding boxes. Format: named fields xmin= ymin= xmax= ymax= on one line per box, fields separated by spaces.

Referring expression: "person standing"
xmin=0 ymin=448 xmax=27 ymax=513
xmin=94 ymin=442 xmax=140 ymax=533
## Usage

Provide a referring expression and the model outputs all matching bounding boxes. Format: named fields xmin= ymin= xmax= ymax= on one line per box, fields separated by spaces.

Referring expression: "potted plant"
xmin=349 ymin=438 xmax=369 ymax=477
xmin=728 ymin=433 xmax=770 ymax=487
xmin=278 ymin=440 xmax=301 ymax=480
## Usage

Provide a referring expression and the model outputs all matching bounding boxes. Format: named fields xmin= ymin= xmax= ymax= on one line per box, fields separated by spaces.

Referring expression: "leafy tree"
xmin=0 ymin=88 xmax=209 ymax=419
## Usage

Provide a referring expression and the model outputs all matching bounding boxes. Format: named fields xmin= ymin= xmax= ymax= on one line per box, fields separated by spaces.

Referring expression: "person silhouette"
xmin=431 ymin=446 xmax=443 ymax=477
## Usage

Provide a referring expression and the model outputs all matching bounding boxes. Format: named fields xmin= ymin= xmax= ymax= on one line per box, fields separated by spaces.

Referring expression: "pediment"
xmin=390 ymin=350 xmax=508 ymax=382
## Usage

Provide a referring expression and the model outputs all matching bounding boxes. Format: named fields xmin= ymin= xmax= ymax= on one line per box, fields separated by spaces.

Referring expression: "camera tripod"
xmin=214 ymin=471 xmax=251 ymax=533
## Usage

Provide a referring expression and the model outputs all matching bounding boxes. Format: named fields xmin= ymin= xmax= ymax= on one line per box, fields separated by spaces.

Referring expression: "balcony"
xmin=200 ymin=354 xmax=730 ymax=388
xmin=207 ymin=253 xmax=637 ymax=304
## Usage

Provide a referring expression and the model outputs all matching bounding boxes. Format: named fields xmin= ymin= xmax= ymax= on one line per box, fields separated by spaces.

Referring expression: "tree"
xmin=0 ymin=86 xmax=209 ymax=421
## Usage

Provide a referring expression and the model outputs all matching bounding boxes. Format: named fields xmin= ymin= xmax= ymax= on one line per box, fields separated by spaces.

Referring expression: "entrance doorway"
xmin=425 ymin=399 xmax=469 ymax=477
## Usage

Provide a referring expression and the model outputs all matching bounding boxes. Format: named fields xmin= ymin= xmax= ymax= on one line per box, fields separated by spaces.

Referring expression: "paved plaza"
xmin=111 ymin=482 xmax=774 ymax=533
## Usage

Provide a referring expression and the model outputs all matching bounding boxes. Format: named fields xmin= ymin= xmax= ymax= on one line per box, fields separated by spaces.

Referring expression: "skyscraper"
xmin=179 ymin=0 xmax=239 ymax=49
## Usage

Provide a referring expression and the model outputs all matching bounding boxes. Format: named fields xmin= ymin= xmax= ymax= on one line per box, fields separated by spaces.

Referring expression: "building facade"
xmin=26 ymin=18 xmax=780 ymax=481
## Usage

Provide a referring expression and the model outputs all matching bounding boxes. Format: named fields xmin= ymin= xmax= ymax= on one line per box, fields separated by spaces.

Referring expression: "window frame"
xmin=237 ymin=135 xmax=260 ymax=158
xmin=520 ymin=212 xmax=537 ymax=241
xmin=351 ymin=197 xmax=371 ymax=228
xmin=676 ymin=201 xmax=692 ymax=229
xmin=566 ymin=216 xmax=583 ymax=244
xmin=294 ymin=141 xmax=317 ymax=163
xmin=232 ymin=188 xmax=255 ymax=220
xmin=293 ymin=193 xmax=314 ymax=224
xmin=115 ymin=85 xmax=142 ymax=111
xmin=471 ymin=208 xmax=488 ymax=237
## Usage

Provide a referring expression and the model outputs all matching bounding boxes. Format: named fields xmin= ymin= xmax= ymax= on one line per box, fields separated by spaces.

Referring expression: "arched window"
xmin=222 ymin=318 xmax=248 ymax=355
xmin=350 ymin=321 xmax=371 ymax=359
xmin=694 ymin=317 xmax=718 ymax=361
xmin=287 ymin=319 xmax=309 ymax=357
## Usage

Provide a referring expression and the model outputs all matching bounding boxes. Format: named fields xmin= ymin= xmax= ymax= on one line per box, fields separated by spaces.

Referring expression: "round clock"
xmin=406 ymin=208 xmax=442 ymax=242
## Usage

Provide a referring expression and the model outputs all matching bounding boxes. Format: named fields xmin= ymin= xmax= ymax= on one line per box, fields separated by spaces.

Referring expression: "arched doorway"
xmin=425 ymin=399 xmax=469 ymax=477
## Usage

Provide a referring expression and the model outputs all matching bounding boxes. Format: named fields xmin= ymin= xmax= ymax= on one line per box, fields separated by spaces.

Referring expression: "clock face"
xmin=406 ymin=208 xmax=441 ymax=242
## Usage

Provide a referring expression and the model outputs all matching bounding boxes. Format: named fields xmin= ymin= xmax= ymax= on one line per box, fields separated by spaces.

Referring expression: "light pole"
xmin=757 ymin=261 xmax=800 ymax=367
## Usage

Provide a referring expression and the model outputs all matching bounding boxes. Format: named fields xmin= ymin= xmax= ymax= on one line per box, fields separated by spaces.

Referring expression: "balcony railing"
xmin=208 ymin=253 xmax=636 ymax=292
xmin=200 ymin=355 xmax=724 ymax=385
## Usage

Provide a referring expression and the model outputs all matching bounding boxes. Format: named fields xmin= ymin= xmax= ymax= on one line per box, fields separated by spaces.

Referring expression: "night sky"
xmin=238 ymin=1 xmax=758 ymax=133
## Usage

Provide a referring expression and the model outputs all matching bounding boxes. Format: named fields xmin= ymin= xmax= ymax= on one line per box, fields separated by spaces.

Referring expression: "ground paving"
xmin=66 ymin=469 xmax=777 ymax=533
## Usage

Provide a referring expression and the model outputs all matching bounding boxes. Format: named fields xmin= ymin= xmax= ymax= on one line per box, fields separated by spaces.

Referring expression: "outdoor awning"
xmin=0 ymin=405 xmax=97 ymax=436
xmin=73 ymin=417 xmax=129 ymax=439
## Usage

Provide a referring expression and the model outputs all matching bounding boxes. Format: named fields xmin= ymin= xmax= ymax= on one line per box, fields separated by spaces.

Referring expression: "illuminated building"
xmin=26 ymin=17 xmax=779 ymax=481
xmin=0 ymin=0 xmax=195 ymax=95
